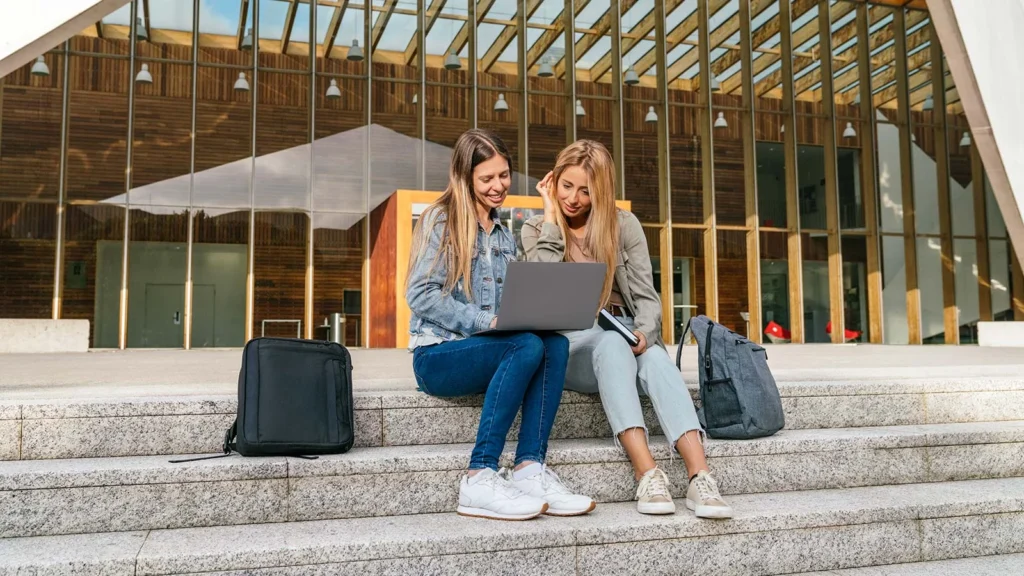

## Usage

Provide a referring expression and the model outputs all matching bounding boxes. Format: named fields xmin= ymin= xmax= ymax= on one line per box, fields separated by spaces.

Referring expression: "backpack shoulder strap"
xmin=675 ymin=318 xmax=694 ymax=370
xmin=168 ymin=420 xmax=236 ymax=464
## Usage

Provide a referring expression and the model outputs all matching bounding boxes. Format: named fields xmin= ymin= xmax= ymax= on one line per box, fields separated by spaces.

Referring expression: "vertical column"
xmin=53 ymin=41 xmax=71 ymax=320
xmin=184 ymin=0 xmax=200 ymax=349
xmin=697 ymin=0 xmax=717 ymax=321
xmin=610 ymin=0 xmax=625 ymax=200
xmin=417 ymin=0 xmax=427 ymax=190
xmin=893 ymin=8 xmax=921 ymax=344
xmin=856 ymin=2 xmax=883 ymax=343
xmin=469 ymin=0 xmax=478 ymax=129
xmin=972 ymin=147 xmax=992 ymax=321
xmin=245 ymin=0 xmax=261 ymax=342
xmin=563 ymin=0 xmax=577 ymax=145
xmin=818 ymin=1 xmax=844 ymax=344
xmin=119 ymin=0 xmax=140 ymax=350
xmin=517 ymin=0 xmax=529 ymax=195
xmin=779 ymin=0 xmax=802 ymax=342
xmin=930 ymin=24 xmax=956 ymax=344
xmin=654 ymin=0 xmax=673 ymax=344
xmin=740 ymin=0 xmax=760 ymax=343
xmin=362 ymin=0 xmax=373 ymax=347
xmin=1013 ymin=243 xmax=1024 ymax=321
xmin=304 ymin=0 xmax=317 ymax=340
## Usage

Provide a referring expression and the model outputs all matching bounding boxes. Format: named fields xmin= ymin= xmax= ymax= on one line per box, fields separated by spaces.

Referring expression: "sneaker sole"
xmin=456 ymin=503 xmax=548 ymax=521
xmin=685 ymin=499 xmax=733 ymax=519
xmin=637 ymin=501 xmax=676 ymax=515
xmin=544 ymin=501 xmax=597 ymax=517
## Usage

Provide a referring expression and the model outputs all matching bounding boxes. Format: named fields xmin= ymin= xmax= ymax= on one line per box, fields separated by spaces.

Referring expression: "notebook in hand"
xmin=598 ymin=308 xmax=640 ymax=347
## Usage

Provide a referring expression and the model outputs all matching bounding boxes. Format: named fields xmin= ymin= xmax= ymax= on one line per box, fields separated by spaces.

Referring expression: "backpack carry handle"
xmin=675 ymin=317 xmax=715 ymax=382
xmin=675 ymin=318 xmax=693 ymax=370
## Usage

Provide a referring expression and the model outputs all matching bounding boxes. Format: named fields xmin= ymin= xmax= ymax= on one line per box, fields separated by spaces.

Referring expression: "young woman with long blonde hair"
xmin=521 ymin=139 xmax=732 ymax=519
xmin=406 ymin=129 xmax=594 ymax=521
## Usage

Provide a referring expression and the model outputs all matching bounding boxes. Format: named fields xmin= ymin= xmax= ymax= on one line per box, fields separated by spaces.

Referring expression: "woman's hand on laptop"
xmin=630 ymin=331 xmax=647 ymax=356
xmin=536 ymin=171 xmax=558 ymax=224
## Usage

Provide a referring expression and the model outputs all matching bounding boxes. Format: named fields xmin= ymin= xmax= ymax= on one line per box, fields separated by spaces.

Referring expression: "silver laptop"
xmin=480 ymin=261 xmax=606 ymax=333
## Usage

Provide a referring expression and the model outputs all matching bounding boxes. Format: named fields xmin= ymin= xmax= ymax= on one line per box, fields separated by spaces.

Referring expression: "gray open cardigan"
xmin=520 ymin=210 xmax=666 ymax=349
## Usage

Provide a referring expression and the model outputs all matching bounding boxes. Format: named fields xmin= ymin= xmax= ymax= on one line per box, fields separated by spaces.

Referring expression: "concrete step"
xmin=3 ymin=421 xmax=1024 ymax=538
xmin=1 ymin=477 xmax=1023 ymax=575
xmin=3 ymin=377 xmax=1024 ymax=460
xmin=796 ymin=553 xmax=1024 ymax=575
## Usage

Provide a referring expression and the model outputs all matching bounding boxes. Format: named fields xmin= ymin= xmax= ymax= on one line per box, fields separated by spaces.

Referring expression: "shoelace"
xmin=693 ymin=474 xmax=721 ymax=502
xmin=485 ymin=470 xmax=526 ymax=499
xmin=638 ymin=469 xmax=672 ymax=499
xmin=538 ymin=466 xmax=571 ymax=494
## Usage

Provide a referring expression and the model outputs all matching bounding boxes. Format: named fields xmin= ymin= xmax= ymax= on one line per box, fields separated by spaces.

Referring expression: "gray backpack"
xmin=675 ymin=315 xmax=785 ymax=439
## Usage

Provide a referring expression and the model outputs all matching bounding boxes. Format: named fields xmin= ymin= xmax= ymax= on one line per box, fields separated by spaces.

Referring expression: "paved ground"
xmin=1 ymin=344 xmax=1022 ymax=401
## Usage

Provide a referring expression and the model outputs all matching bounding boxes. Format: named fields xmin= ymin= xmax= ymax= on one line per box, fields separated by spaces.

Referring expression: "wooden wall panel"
xmin=0 ymin=88 xmax=62 ymax=202
xmin=0 ymin=202 xmax=56 ymax=318
xmin=313 ymin=220 xmax=365 ymax=346
xmin=369 ymin=194 xmax=397 ymax=348
xmin=60 ymin=205 xmax=124 ymax=348
xmin=252 ymin=212 xmax=308 ymax=338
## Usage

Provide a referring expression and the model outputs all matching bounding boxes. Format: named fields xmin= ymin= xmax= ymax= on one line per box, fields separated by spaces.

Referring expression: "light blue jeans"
xmin=562 ymin=317 xmax=702 ymax=448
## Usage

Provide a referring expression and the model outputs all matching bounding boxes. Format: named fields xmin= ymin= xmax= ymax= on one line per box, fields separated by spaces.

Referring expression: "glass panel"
xmin=791 ymin=0 xmax=822 ymax=103
xmin=0 ymin=202 xmax=56 ymax=318
xmin=136 ymin=0 xmax=194 ymax=63
xmin=755 ymin=140 xmax=786 ymax=228
xmin=313 ymin=213 xmax=365 ymax=346
xmin=985 ymin=174 xmax=1007 ymax=238
xmin=623 ymin=98 xmax=658 ymax=224
xmin=67 ymin=53 xmax=129 ymax=203
xmin=881 ymin=234 xmax=907 ymax=343
xmin=759 ymin=230 xmax=791 ymax=343
xmin=870 ymin=7 xmax=898 ymax=116
xmin=713 ymin=109 xmax=744 ymax=226
xmin=314 ymin=72 xmax=367 ymax=212
xmin=194 ymin=65 xmax=253 ymax=208
xmin=837 ymin=148 xmax=864 ymax=230
xmin=796 ymin=129 xmax=827 ymax=230
xmin=841 ymin=236 xmax=868 ymax=343
xmin=954 ymin=238 xmax=980 ymax=344
xmin=910 ymin=118 xmax=939 ymax=236
xmin=1 ymin=51 xmax=64 ymax=202
xmin=875 ymin=119 xmax=903 ymax=233
xmin=575 ymin=0 xmax=611 ymax=83
xmin=126 ymin=207 xmax=189 ymax=348
xmin=198 ymin=0 xmax=255 ymax=65
xmin=831 ymin=1 xmax=861 ymax=116
xmin=131 ymin=62 xmax=193 ymax=207
xmin=255 ymin=72 xmax=310 ymax=209
xmin=948 ymin=115 xmax=974 ymax=237
xmin=905 ymin=10 xmax=932 ymax=128
xmin=191 ymin=209 xmax=248 ymax=347
xmin=716 ymin=230 xmax=749 ymax=336
xmin=425 ymin=81 xmax=470 ymax=193
xmin=664 ymin=0 xmax=698 ymax=102
xmin=528 ymin=92 xmax=564 ymax=184
xmin=669 ymin=106 xmax=702 ymax=224
xmin=63 ymin=205 xmax=125 ymax=348
xmin=257 ymin=0 xmax=311 ymax=70
xmin=990 ymin=239 xmax=1011 ymax=321
xmin=801 ymin=233 xmax=830 ymax=343
xmin=253 ymin=211 xmax=308 ymax=338
xmin=478 ymin=0 xmax=523 ymax=193
xmin=708 ymin=1 xmax=741 ymax=103
xmin=667 ymin=228 xmax=704 ymax=339
xmin=576 ymin=96 xmax=615 ymax=164
xmin=752 ymin=1 xmax=782 ymax=111
xmin=917 ymin=236 xmax=943 ymax=343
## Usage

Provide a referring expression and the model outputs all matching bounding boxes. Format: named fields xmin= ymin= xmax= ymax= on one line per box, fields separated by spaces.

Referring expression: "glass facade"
xmin=0 ymin=0 xmax=1020 ymax=348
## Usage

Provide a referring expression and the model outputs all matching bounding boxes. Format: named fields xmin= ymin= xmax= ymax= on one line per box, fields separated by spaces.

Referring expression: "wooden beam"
xmin=894 ymin=9 xmax=922 ymax=344
xmin=236 ymin=0 xmax=250 ymax=50
xmin=281 ymin=0 xmax=299 ymax=54
xmin=698 ymin=0 xmax=718 ymax=321
xmin=371 ymin=0 xmax=399 ymax=52
xmin=780 ymin=0 xmax=803 ymax=343
xmin=445 ymin=0 xmax=495 ymax=58
xmin=631 ymin=4 xmax=695 ymax=77
xmin=554 ymin=0 xmax=638 ymax=78
xmin=1013 ymin=243 xmax=1024 ymax=321
xmin=929 ymin=22 xmax=957 ymax=343
xmin=867 ymin=45 xmax=931 ymax=108
xmin=564 ymin=0 xmax=577 ymax=144
xmin=482 ymin=0 xmax=543 ymax=72
xmin=96 ymin=21 xmax=104 ymax=38
xmin=739 ymin=0 xmax=761 ymax=344
xmin=590 ymin=0 xmax=686 ymax=82
xmin=405 ymin=0 xmax=447 ymax=65
xmin=831 ymin=13 xmax=928 ymax=98
xmin=654 ymin=0 xmax=674 ymax=344
xmin=818 ymin=1 xmax=844 ymax=344
xmin=323 ymin=0 xmax=349 ymax=56
xmin=856 ymin=3 xmax=883 ymax=344
xmin=972 ymin=137 xmax=993 ymax=323
xmin=527 ymin=0 xmax=590 ymax=70
xmin=143 ymin=0 xmax=152 ymax=41
xmin=716 ymin=0 xmax=817 ymax=93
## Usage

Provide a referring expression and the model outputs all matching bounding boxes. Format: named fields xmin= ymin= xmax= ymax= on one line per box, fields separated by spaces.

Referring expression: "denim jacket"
xmin=406 ymin=209 xmax=517 ymax=345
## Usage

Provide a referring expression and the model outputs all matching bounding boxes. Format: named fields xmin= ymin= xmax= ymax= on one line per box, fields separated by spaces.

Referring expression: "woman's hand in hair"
xmin=536 ymin=171 xmax=558 ymax=224
xmin=630 ymin=330 xmax=648 ymax=356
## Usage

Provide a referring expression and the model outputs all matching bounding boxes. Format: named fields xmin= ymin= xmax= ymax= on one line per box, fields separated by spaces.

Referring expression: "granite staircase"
xmin=2 ymin=361 xmax=1024 ymax=574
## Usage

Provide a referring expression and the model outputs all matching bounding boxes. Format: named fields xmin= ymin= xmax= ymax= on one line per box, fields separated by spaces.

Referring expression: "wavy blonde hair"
xmin=407 ymin=129 xmax=512 ymax=301
xmin=551 ymin=139 xmax=619 ymax=307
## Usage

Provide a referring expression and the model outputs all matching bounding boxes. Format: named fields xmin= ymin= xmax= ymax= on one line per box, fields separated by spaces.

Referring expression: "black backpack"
xmin=221 ymin=337 xmax=355 ymax=457
xmin=676 ymin=315 xmax=785 ymax=439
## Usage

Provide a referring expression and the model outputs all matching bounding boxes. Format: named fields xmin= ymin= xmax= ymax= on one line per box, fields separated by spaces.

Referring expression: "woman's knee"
xmin=506 ymin=332 xmax=545 ymax=364
xmin=541 ymin=332 xmax=570 ymax=359
xmin=592 ymin=331 xmax=636 ymax=362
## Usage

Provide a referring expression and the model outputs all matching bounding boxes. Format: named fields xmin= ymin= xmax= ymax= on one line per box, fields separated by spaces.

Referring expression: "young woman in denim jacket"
xmin=521 ymin=140 xmax=732 ymax=519
xmin=406 ymin=129 xmax=594 ymax=521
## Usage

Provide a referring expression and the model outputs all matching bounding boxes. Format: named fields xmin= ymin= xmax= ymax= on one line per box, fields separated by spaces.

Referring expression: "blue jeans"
xmin=412 ymin=332 xmax=569 ymax=471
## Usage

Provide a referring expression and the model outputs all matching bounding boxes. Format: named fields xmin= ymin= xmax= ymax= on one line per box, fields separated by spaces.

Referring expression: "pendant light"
xmin=538 ymin=56 xmax=554 ymax=78
xmin=645 ymin=106 xmax=658 ymax=123
xmin=842 ymin=121 xmax=856 ymax=139
xmin=714 ymin=111 xmax=728 ymax=129
xmin=959 ymin=131 xmax=971 ymax=147
xmin=234 ymin=72 xmax=250 ymax=91
xmin=575 ymin=99 xmax=586 ymax=117
xmin=413 ymin=92 xmax=418 ymax=104
xmin=494 ymin=93 xmax=509 ymax=112
xmin=134 ymin=17 xmax=148 ymax=41
xmin=347 ymin=39 xmax=364 ymax=61
xmin=31 ymin=56 xmax=50 ymax=76
xmin=241 ymin=28 xmax=253 ymax=50
xmin=922 ymin=94 xmax=934 ymax=111
xmin=135 ymin=63 xmax=153 ymax=84
xmin=624 ymin=64 xmax=640 ymax=86
xmin=710 ymin=74 xmax=720 ymax=92
xmin=326 ymin=78 xmax=341 ymax=99
xmin=444 ymin=51 xmax=461 ymax=70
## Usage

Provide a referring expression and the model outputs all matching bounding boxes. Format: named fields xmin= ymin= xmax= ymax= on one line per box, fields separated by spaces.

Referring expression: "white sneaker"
xmin=456 ymin=468 xmax=548 ymax=521
xmin=635 ymin=467 xmax=676 ymax=515
xmin=505 ymin=464 xmax=596 ymax=517
xmin=685 ymin=470 xmax=733 ymax=519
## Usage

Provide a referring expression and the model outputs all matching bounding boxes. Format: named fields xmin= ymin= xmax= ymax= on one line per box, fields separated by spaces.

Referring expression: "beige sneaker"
xmin=635 ymin=467 xmax=676 ymax=515
xmin=685 ymin=470 xmax=733 ymax=519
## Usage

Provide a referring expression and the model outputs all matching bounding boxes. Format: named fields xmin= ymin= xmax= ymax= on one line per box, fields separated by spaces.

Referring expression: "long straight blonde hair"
xmin=551 ymin=140 xmax=619 ymax=307
xmin=407 ymin=129 xmax=512 ymax=301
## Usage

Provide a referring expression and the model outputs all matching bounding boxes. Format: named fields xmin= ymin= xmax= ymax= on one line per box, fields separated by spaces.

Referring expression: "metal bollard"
xmin=328 ymin=313 xmax=344 ymax=345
